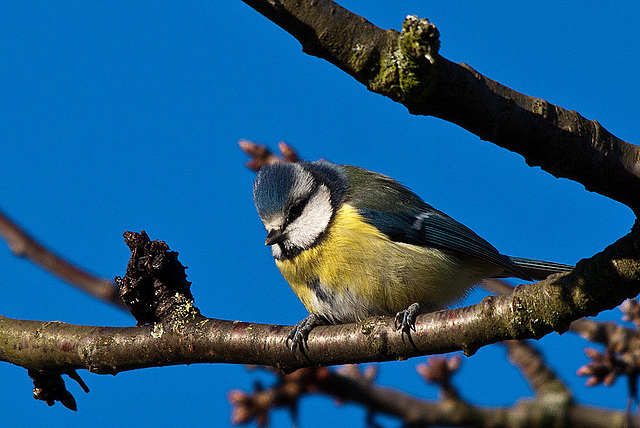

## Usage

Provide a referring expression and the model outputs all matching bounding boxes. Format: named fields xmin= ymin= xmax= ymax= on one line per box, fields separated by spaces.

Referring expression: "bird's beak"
xmin=265 ymin=228 xmax=287 ymax=246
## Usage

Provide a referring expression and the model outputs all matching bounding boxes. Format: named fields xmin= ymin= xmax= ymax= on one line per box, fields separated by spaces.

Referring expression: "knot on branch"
xmin=115 ymin=231 xmax=201 ymax=326
xmin=397 ymin=15 xmax=440 ymax=103
xmin=28 ymin=369 xmax=89 ymax=411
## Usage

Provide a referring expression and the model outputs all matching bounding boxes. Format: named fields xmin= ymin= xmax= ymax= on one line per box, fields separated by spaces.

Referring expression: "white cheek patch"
xmin=285 ymin=184 xmax=332 ymax=249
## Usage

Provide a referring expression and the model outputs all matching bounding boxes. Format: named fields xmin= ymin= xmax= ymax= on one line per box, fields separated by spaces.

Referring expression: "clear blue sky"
xmin=1 ymin=1 xmax=637 ymax=427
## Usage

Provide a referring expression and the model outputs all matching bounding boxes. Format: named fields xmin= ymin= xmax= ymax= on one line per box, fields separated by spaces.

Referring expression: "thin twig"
xmin=504 ymin=340 xmax=572 ymax=398
xmin=0 ymin=208 xmax=125 ymax=309
xmin=239 ymin=140 xmax=299 ymax=171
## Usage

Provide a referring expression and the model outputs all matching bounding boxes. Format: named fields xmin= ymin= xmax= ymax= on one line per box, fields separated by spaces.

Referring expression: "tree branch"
xmin=504 ymin=340 xmax=571 ymax=399
xmin=1 ymin=226 xmax=639 ymax=374
xmin=240 ymin=0 xmax=640 ymax=213
xmin=229 ymin=365 xmax=631 ymax=427
xmin=0 ymin=208 xmax=124 ymax=309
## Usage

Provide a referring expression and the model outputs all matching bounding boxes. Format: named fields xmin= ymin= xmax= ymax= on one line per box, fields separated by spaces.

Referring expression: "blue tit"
xmin=253 ymin=160 xmax=573 ymax=351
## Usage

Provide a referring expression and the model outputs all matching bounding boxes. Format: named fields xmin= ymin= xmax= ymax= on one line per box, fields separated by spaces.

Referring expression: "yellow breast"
xmin=275 ymin=204 xmax=486 ymax=323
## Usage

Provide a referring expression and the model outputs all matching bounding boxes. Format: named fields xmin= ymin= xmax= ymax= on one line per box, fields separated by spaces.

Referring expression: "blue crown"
xmin=253 ymin=163 xmax=298 ymax=219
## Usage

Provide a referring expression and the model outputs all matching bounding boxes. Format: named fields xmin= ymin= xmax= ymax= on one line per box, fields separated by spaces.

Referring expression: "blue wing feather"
xmin=341 ymin=164 xmax=530 ymax=279
xmin=358 ymin=208 xmax=531 ymax=280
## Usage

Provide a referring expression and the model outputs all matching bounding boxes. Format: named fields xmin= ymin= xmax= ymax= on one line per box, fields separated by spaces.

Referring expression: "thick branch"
xmin=2 ymin=225 xmax=639 ymax=373
xmin=240 ymin=0 xmax=640 ymax=213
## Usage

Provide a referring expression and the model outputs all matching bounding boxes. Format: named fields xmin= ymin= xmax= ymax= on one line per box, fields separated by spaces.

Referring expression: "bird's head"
xmin=253 ymin=161 xmax=346 ymax=259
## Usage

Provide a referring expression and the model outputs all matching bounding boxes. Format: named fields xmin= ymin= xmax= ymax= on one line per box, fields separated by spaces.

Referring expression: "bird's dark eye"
xmin=287 ymin=202 xmax=304 ymax=222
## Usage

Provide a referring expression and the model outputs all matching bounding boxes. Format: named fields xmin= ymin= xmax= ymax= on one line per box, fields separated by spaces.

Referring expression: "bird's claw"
xmin=287 ymin=313 xmax=326 ymax=355
xmin=394 ymin=302 xmax=422 ymax=334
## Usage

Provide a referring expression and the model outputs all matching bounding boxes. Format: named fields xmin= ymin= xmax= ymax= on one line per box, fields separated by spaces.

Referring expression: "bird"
xmin=252 ymin=160 xmax=573 ymax=352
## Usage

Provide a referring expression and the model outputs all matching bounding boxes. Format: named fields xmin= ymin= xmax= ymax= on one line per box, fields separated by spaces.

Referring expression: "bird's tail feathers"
xmin=506 ymin=256 xmax=573 ymax=281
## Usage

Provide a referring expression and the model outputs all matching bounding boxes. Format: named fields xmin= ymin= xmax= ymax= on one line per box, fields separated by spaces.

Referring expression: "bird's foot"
xmin=287 ymin=313 xmax=328 ymax=355
xmin=394 ymin=302 xmax=423 ymax=335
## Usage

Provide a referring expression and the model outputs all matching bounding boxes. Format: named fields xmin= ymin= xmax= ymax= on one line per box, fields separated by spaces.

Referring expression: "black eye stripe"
xmin=286 ymin=196 xmax=310 ymax=223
